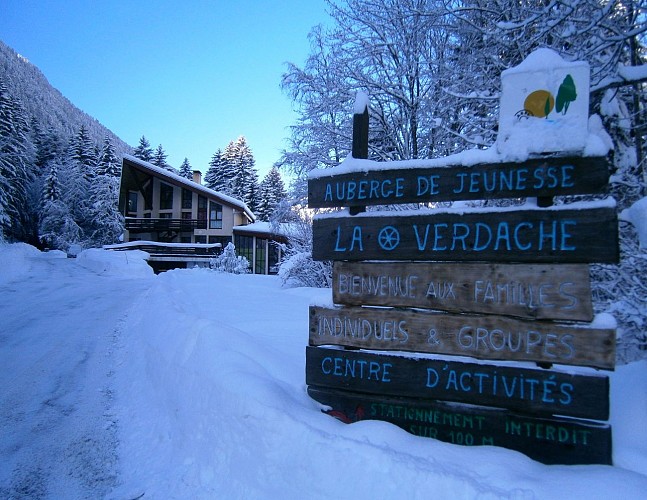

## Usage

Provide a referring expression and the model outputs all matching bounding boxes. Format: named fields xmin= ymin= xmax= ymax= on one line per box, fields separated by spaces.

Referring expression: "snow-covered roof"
xmin=233 ymin=221 xmax=290 ymax=238
xmin=122 ymin=154 xmax=256 ymax=222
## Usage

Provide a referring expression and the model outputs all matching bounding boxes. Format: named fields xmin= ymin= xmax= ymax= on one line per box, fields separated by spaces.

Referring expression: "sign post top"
xmin=497 ymin=49 xmax=590 ymax=156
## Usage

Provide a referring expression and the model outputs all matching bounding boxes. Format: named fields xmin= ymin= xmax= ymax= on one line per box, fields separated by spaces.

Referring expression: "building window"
xmin=159 ymin=212 xmax=172 ymax=219
xmin=208 ymin=236 xmax=231 ymax=247
xmin=255 ymin=238 xmax=267 ymax=274
xmin=209 ymin=202 xmax=223 ymax=229
xmin=268 ymin=242 xmax=281 ymax=275
xmin=234 ymin=235 xmax=253 ymax=264
xmin=127 ymin=191 xmax=138 ymax=214
xmin=160 ymin=182 xmax=173 ymax=210
xmin=144 ymin=181 xmax=153 ymax=210
xmin=195 ymin=235 xmax=207 ymax=244
xmin=182 ymin=188 xmax=192 ymax=209
xmin=198 ymin=195 xmax=207 ymax=221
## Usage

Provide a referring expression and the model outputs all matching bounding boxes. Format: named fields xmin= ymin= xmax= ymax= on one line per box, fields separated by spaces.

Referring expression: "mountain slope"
xmin=0 ymin=39 xmax=131 ymax=156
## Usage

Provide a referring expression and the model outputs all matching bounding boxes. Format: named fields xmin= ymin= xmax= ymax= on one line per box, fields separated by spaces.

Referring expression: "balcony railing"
xmin=125 ymin=218 xmax=207 ymax=232
xmin=105 ymin=241 xmax=222 ymax=257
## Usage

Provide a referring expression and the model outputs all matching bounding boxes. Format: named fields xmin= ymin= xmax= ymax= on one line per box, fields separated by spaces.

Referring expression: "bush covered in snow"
xmin=209 ymin=242 xmax=250 ymax=274
xmin=271 ymin=203 xmax=332 ymax=288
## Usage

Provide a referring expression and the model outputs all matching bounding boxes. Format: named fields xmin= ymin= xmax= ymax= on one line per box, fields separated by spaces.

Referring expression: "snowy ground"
xmin=1 ymin=244 xmax=646 ymax=499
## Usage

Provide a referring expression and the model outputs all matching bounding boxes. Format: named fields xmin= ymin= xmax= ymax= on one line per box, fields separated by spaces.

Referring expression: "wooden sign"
xmin=333 ymin=261 xmax=593 ymax=321
xmin=307 ymin=386 xmax=612 ymax=465
xmin=308 ymin=156 xmax=609 ymax=208
xmin=312 ymin=205 xmax=619 ymax=263
xmin=309 ymin=305 xmax=616 ymax=370
xmin=305 ymin=346 xmax=609 ymax=420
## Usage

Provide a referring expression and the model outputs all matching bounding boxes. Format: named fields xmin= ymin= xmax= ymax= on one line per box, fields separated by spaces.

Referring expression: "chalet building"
xmin=111 ymin=155 xmax=284 ymax=273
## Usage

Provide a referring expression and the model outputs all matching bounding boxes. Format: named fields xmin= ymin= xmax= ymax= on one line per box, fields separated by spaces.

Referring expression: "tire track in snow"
xmin=0 ymin=254 xmax=153 ymax=498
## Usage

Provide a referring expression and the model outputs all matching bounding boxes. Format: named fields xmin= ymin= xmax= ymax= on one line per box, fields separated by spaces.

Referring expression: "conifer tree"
xmin=96 ymin=136 xmax=120 ymax=177
xmin=222 ymin=136 xmax=259 ymax=209
xmin=0 ymin=78 xmax=17 ymax=237
xmin=0 ymin=78 xmax=34 ymax=241
xmin=42 ymin=163 xmax=61 ymax=203
xmin=204 ymin=149 xmax=232 ymax=193
xmin=257 ymin=166 xmax=287 ymax=221
xmin=133 ymin=135 xmax=153 ymax=162
xmin=151 ymin=144 xmax=171 ymax=171
xmin=70 ymin=125 xmax=96 ymax=182
xmin=179 ymin=157 xmax=193 ymax=180
xmin=35 ymin=127 xmax=66 ymax=170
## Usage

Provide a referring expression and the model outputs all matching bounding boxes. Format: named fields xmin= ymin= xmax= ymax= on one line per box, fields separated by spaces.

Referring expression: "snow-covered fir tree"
xmin=179 ymin=157 xmax=193 ymax=180
xmin=151 ymin=144 xmax=169 ymax=170
xmin=35 ymin=127 xmax=66 ymax=170
xmin=42 ymin=162 xmax=61 ymax=204
xmin=87 ymin=173 xmax=123 ymax=246
xmin=133 ymin=135 xmax=153 ymax=162
xmin=0 ymin=77 xmax=35 ymax=242
xmin=204 ymin=149 xmax=233 ymax=193
xmin=96 ymin=136 xmax=120 ymax=178
xmin=70 ymin=125 xmax=96 ymax=183
xmin=256 ymin=166 xmax=287 ymax=221
xmin=222 ymin=136 xmax=259 ymax=211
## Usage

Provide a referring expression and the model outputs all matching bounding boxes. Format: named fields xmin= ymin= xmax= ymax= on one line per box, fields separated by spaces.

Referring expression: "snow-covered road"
xmin=0 ymin=248 xmax=153 ymax=498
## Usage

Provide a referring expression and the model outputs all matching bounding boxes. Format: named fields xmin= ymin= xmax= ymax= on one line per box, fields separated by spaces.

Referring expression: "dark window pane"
xmin=160 ymin=183 xmax=173 ymax=210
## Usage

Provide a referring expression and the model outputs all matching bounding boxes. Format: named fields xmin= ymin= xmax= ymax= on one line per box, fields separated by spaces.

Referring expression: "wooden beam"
xmin=305 ymin=346 xmax=610 ymax=420
xmin=308 ymin=386 xmax=612 ymax=465
xmin=332 ymin=261 xmax=594 ymax=321
xmin=309 ymin=305 xmax=616 ymax=370
xmin=312 ymin=205 xmax=619 ymax=263
xmin=308 ymin=155 xmax=609 ymax=208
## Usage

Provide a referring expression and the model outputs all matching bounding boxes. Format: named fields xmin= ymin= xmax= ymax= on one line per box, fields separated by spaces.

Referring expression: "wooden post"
xmin=352 ymin=95 xmax=369 ymax=160
xmin=350 ymin=92 xmax=369 ymax=215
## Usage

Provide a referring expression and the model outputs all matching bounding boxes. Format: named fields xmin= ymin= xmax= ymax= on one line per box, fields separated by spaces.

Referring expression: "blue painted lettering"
xmin=451 ymin=223 xmax=470 ymax=250
xmin=454 ymin=173 xmax=467 ymax=194
xmin=413 ymin=224 xmax=430 ymax=251
xmin=417 ymin=175 xmax=440 ymax=196
xmin=433 ymin=223 xmax=448 ymax=251
xmin=426 ymin=368 xmax=439 ymax=388
xmin=324 ymin=183 xmax=332 ymax=201
xmin=494 ymin=222 xmax=511 ymax=251
xmin=350 ymin=226 xmax=364 ymax=252
xmin=473 ymin=223 xmax=492 ymax=251
xmin=513 ymin=222 xmax=533 ymax=250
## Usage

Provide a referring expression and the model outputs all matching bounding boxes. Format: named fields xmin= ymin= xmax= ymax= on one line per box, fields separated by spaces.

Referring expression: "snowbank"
xmin=2 ymin=245 xmax=646 ymax=498
xmin=620 ymin=197 xmax=647 ymax=250
xmin=0 ymin=242 xmax=61 ymax=285
xmin=76 ymin=248 xmax=153 ymax=278
xmin=112 ymin=268 xmax=647 ymax=499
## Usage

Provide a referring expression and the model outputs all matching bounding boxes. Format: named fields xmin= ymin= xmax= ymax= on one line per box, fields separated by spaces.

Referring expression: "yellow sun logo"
xmin=516 ymin=75 xmax=577 ymax=120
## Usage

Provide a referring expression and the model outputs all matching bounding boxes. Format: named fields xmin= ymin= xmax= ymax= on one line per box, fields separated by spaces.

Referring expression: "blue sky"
xmin=0 ymin=0 xmax=330 ymax=179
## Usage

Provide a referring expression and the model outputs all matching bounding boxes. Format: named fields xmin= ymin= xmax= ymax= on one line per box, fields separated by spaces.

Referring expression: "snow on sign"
xmin=497 ymin=49 xmax=590 ymax=155
xmin=306 ymin=49 xmax=617 ymax=465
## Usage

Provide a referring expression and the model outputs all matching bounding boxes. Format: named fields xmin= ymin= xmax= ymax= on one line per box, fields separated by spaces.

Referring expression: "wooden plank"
xmin=333 ymin=261 xmax=593 ymax=321
xmin=309 ymin=305 xmax=616 ymax=370
xmin=308 ymin=155 xmax=609 ymax=208
xmin=312 ymin=206 xmax=619 ymax=263
xmin=305 ymin=346 xmax=609 ymax=420
xmin=307 ymin=386 xmax=612 ymax=465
